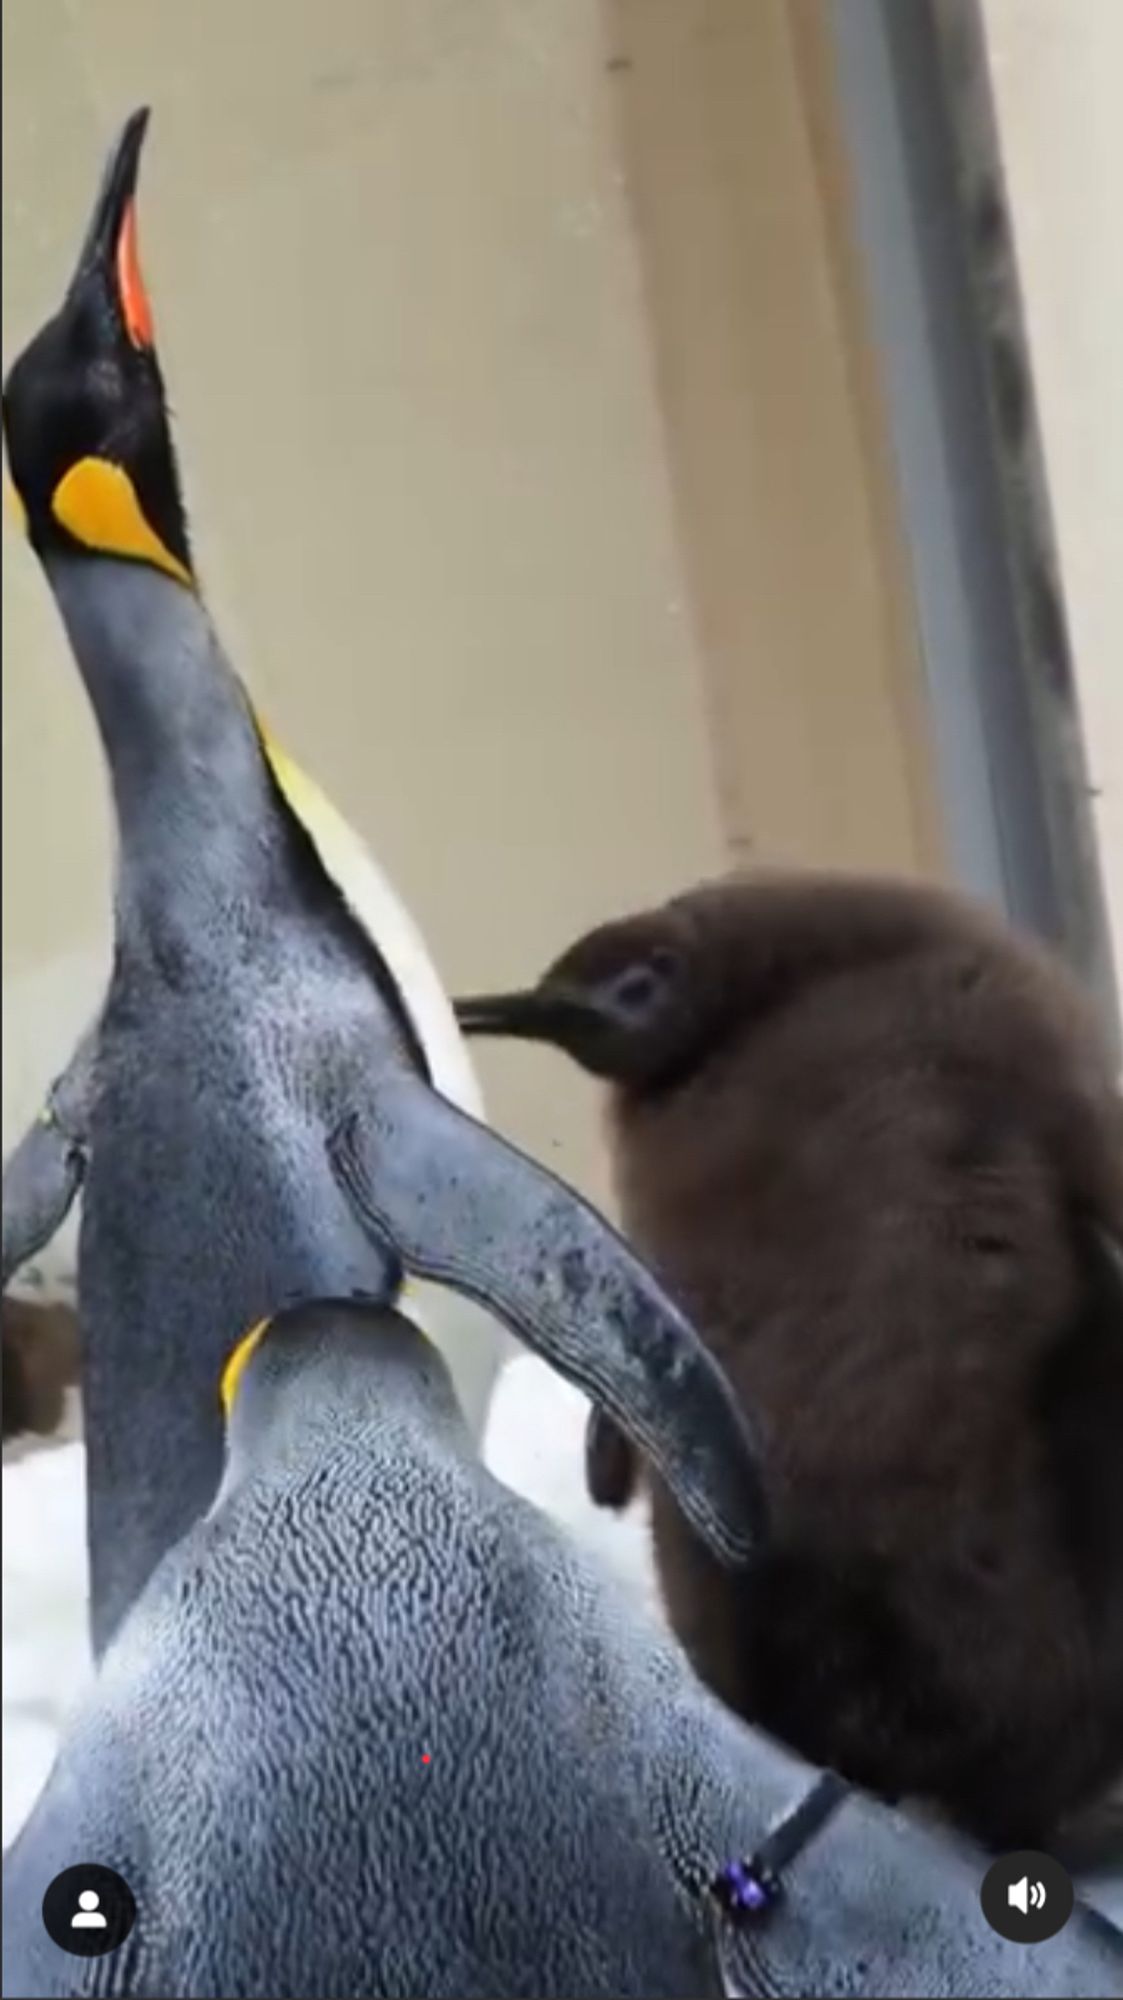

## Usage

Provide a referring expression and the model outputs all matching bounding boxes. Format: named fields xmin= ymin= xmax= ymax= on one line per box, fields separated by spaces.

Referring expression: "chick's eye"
xmin=609 ymin=963 xmax=669 ymax=1018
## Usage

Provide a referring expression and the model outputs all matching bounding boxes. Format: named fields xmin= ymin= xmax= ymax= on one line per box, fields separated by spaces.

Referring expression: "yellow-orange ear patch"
xmin=51 ymin=457 xmax=192 ymax=586
xmin=220 ymin=1318 xmax=271 ymax=1417
xmin=116 ymin=198 xmax=155 ymax=350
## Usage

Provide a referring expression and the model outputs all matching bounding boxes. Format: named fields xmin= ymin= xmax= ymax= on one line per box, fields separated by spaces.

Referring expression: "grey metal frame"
xmin=825 ymin=0 xmax=1119 ymax=1050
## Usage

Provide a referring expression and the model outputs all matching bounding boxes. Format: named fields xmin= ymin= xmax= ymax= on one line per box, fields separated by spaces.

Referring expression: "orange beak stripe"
xmin=116 ymin=199 xmax=155 ymax=350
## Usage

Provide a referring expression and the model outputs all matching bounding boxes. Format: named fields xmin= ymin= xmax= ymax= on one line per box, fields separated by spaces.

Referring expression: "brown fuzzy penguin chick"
xmin=457 ymin=871 xmax=1123 ymax=1850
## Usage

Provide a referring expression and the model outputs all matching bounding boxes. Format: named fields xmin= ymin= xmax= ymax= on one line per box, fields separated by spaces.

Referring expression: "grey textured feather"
xmin=330 ymin=1072 xmax=767 ymax=1564
xmin=4 ymin=1305 xmax=1120 ymax=1999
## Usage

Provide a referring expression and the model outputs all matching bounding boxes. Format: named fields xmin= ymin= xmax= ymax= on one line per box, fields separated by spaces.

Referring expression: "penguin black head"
xmin=2 ymin=108 xmax=194 ymax=588
xmin=456 ymin=905 xmax=717 ymax=1086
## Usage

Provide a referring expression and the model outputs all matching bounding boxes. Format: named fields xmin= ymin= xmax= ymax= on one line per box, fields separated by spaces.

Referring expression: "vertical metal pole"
xmin=825 ymin=0 xmax=1118 ymax=1044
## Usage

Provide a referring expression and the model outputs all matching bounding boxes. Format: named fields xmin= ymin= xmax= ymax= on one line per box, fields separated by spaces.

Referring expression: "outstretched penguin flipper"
xmin=328 ymin=1071 xmax=766 ymax=1567
xmin=2 ymin=1028 xmax=99 ymax=1289
xmin=585 ymin=1403 xmax=640 ymax=1509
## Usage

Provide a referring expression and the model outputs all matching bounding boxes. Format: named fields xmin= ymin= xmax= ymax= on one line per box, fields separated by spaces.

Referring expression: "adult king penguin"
xmin=1 ymin=111 xmax=764 ymax=1657
xmin=455 ymin=871 xmax=1123 ymax=1848
xmin=5 ymin=1298 xmax=1121 ymax=1999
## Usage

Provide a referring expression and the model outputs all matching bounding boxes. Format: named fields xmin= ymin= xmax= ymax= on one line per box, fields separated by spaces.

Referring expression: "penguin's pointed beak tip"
xmin=70 ymin=106 xmax=156 ymax=346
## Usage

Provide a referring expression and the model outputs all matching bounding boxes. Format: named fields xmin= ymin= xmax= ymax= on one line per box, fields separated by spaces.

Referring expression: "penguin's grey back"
xmin=6 ymin=1306 xmax=1121 ymax=2000
xmin=4 ymin=1309 xmax=719 ymax=1999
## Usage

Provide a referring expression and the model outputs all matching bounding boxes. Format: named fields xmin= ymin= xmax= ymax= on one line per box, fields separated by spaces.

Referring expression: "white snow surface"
xmin=2 ymin=1354 xmax=658 ymax=1847
xmin=2 ymin=1442 xmax=93 ymax=1847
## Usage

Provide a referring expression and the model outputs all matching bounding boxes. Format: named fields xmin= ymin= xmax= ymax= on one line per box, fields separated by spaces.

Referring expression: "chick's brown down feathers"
xmin=461 ymin=874 xmax=1123 ymax=1847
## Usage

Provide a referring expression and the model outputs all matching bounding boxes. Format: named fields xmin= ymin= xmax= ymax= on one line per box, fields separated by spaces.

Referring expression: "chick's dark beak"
xmin=455 ymin=985 xmax=617 ymax=1070
xmin=454 ymin=990 xmax=549 ymax=1040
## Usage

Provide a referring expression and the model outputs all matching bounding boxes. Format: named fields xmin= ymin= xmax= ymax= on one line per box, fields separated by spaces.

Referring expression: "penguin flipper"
xmin=2 ymin=1027 xmax=98 ymax=1289
xmin=585 ymin=1403 xmax=640 ymax=1509
xmin=328 ymin=1071 xmax=766 ymax=1567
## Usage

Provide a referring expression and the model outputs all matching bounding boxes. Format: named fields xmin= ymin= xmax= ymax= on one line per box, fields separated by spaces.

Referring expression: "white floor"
xmin=1 ymin=1354 xmax=658 ymax=1848
xmin=2 ymin=1441 xmax=93 ymax=1847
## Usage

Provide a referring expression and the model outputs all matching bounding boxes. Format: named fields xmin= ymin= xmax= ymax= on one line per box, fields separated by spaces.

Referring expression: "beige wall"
xmin=606 ymin=0 xmax=940 ymax=881
xmin=2 ymin=0 xmax=934 ymax=1276
xmin=980 ymin=0 xmax=1123 ymax=970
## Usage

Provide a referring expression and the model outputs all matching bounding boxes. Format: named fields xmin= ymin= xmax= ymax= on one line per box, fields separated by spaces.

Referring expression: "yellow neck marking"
xmin=219 ymin=1288 xmax=428 ymax=1419
xmin=253 ymin=714 xmax=319 ymax=826
xmin=51 ymin=457 xmax=193 ymax=587
xmin=220 ymin=1318 xmax=270 ymax=1416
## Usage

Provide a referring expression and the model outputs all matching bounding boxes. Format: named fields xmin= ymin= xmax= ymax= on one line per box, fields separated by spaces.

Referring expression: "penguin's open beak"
xmin=68 ymin=106 xmax=155 ymax=350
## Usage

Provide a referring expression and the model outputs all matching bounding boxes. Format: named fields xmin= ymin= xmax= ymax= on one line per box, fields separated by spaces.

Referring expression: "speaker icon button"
xmin=1009 ymin=1875 xmax=1046 ymax=1914
xmin=981 ymin=1851 xmax=1074 ymax=1944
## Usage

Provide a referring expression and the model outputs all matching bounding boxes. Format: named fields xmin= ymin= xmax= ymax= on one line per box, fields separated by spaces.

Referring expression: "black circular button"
xmin=41 ymin=1864 xmax=137 ymax=1958
xmin=980 ymin=1850 xmax=1074 ymax=1945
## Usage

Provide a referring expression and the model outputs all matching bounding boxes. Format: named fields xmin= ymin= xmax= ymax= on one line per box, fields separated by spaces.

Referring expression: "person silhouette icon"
xmin=70 ymin=1890 xmax=107 ymax=1931
xmin=42 ymin=1863 xmax=137 ymax=1957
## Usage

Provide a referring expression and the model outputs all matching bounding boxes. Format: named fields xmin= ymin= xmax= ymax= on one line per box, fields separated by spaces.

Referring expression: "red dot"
xmin=421 ymin=1753 xmax=430 ymax=1764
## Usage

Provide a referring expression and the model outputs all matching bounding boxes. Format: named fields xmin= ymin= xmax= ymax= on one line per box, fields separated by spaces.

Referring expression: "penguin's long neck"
xmin=44 ymin=552 xmax=289 ymax=938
